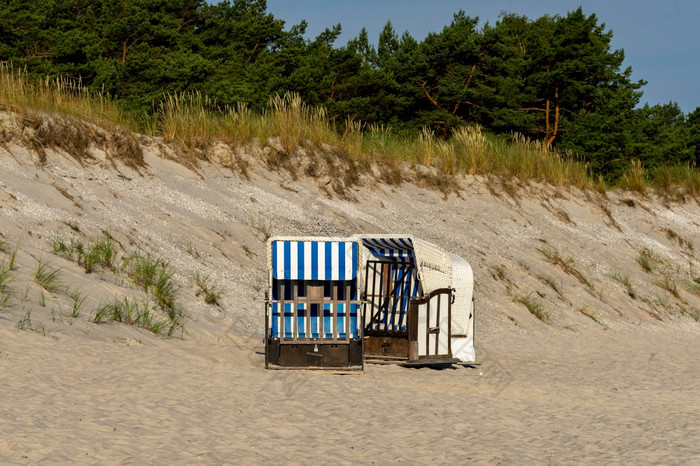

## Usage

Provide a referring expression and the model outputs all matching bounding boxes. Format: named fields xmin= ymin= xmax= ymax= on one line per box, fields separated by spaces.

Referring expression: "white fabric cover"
xmin=412 ymin=238 xmax=453 ymax=292
xmin=448 ymin=253 xmax=474 ymax=336
xmin=451 ymin=336 xmax=475 ymax=363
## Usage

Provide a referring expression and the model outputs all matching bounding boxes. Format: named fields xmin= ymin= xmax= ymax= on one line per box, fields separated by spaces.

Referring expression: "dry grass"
xmin=537 ymin=245 xmax=592 ymax=290
xmin=610 ymin=270 xmax=636 ymax=299
xmin=0 ymin=259 xmax=14 ymax=312
xmin=194 ymin=273 xmax=222 ymax=306
xmin=0 ymin=66 xmax=144 ymax=167
xmin=449 ymin=128 xmax=593 ymax=189
xmin=2 ymin=66 xmax=699 ymax=197
xmin=637 ymin=247 xmax=662 ymax=273
xmin=579 ymin=307 xmax=606 ymax=328
xmin=0 ymin=65 xmax=132 ymax=130
xmin=652 ymin=164 xmax=700 ymax=199
xmin=618 ymin=159 xmax=647 ymax=194
xmin=158 ymin=92 xmax=339 ymax=153
xmin=657 ymin=274 xmax=683 ymax=303
xmin=515 ymin=294 xmax=550 ymax=323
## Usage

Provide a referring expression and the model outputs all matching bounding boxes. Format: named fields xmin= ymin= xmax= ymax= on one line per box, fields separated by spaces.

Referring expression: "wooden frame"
xmin=364 ymin=279 xmax=459 ymax=366
xmin=265 ymin=279 xmax=363 ymax=370
xmin=407 ymin=288 xmax=456 ymax=363
xmin=363 ymin=260 xmax=414 ymax=336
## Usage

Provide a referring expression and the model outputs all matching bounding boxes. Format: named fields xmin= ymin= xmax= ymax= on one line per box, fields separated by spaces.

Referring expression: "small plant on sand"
xmin=69 ymin=289 xmax=87 ymax=318
xmin=636 ymin=247 xmax=661 ymax=273
xmin=93 ymin=297 xmax=168 ymax=335
xmin=52 ymin=233 xmax=118 ymax=274
xmin=122 ymin=251 xmax=164 ymax=291
xmin=64 ymin=220 xmax=80 ymax=232
xmin=689 ymin=276 xmax=700 ymax=299
xmin=249 ymin=216 xmax=273 ymax=241
xmin=657 ymin=274 xmax=683 ymax=302
xmin=33 ymin=260 xmax=64 ymax=293
xmin=83 ymin=234 xmax=118 ymax=273
xmin=0 ymin=241 xmax=18 ymax=271
xmin=16 ymin=308 xmax=48 ymax=335
xmin=0 ymin=260 xmax=15 ymax=311
xmin=248 ymin=274 xmax=266 ymax=294
xmin=537 ymin=274 xmax=563 ymax=297
xmin=38 ymin=287 xmax=46 ymax=307
xmin=153 ymin=267 xmax=178 ymax=311
xmin=579 ymin=307 xmax=606 ymax=328
xmin=121 ymin=252 xmax=186 ymax=336
xmin=195 ymin=272 xmax=222 ymax=306
xmin=51 ymin=236 xmax=82 ymax=260
xmin=17 ymin=308 xmax=32 ymax=330
xmin=7 ymin=247 xmax=17 ymax=271
xmin=537 ymin=245 xmax=592 ymax=289
xmin=610 ymin=270 xmax=636 ymax=299
xmin=515 ymin=294 xmax=550 ymax=323
xmin=489 ymin=264 xmax=507 ymax=281
xmin=185 ymin=242 xmax=201 ymax=259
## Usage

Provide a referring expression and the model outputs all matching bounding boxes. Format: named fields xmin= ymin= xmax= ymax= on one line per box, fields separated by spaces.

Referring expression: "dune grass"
xmin=537 ymin=245 xmax=593 ymax=290
xmin=51 ymin=234 xmax=118 ymax=274
xmin=121 ymin=251 xmax=185 ymax=336
xmin=515 ymin=294 xmax=550 ymax=323
xmin=69 ymin=289 xmax=87 ymax=319
xmin=93 ymin=297 xmax=169 ymax=335
xmin=33 ymin=260 xmax=64 ymax=294
xmin=0 ymin=260 xmax=14 ymax=312
xmin=2 ymin=65 xmax=698 ymax=196
xmin=0 ymin=65 xmax=133 ymax=131
xmin=51 ymin=232 xmax=186 ymax=336
xmin=610 ymin=270 xmax=636 ymax=299
xmin=194 ymin=272 xmax=222 ymax=306
xmin=0 ymin=240 xmax=17 ymax=311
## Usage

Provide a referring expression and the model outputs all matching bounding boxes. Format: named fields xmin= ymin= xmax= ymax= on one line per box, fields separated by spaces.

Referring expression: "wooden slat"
xmin=425 ymin=296 xmax=431 ymax=356
xmin=364 ymin=262 xmax=372 ymax=330
xmin=332 ymin=282 xmax=338 ymax=343
xmin=292 ymin=281 xmax=298 ymax=344
xmin=403 ymin=266 xmax=413 ymax=330
xmin=390 ymin=265 xmax=399 ymax=331
xmin=408 ymin=301 xmax=419 ymax=361
xmin=264 ymin=291 xmax=269 ymax=369
xmin=280 ymin=281 xmax=286 ymax=342
xmin=370 ymin=262 xmax=378 ymax=329
xmin=435 ymin=292 xmax=441 ymax=355
xmin=344 ymin=281 xmax=350 ymax=342
xmin=318 ymin=299 xmax=324 ymax=341
xmin=381 ymin=263 xmax=390 ymax=331
xmin=447 ymin=291 xmax=452 ymax=356
xmin=305 ymin=299 xmax=311 ymax=343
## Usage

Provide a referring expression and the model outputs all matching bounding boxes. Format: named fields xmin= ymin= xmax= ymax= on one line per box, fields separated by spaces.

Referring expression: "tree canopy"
xmin=1 ymin=1 xmax=697 ymax=179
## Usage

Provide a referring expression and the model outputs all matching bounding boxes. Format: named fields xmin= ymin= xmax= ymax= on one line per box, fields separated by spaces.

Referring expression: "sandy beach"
xmin=1 ymin=116 xmax=699 ymax=463
xmin=2 ymin=323 xmax=698 ymax=464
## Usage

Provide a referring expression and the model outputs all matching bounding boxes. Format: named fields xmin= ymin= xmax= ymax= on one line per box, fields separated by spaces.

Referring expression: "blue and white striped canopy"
xmin=362 ymin=237 xmax=414 ymax=262
xmin=271 ymin=240 xmax=358 ymax=280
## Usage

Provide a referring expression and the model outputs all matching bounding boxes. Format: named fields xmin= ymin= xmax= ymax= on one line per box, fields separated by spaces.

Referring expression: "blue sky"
xmin=264 ymin=0 xmax=699 ymax=114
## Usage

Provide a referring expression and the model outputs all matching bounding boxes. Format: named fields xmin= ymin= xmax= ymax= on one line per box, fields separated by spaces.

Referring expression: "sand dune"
xmin=1 ymin=114 xmax=699 ymax=463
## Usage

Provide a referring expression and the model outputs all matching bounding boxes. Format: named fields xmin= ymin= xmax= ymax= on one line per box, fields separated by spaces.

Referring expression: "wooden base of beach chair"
xmin=265 ymin=339 xmax=363 ymax=370
xmin=363 ymin=335 xmax=410 ymax=360
xmin=364 ymin=354 xmax=461 ymax=367
xmin=401 ymin=357 xmax=462 ymax=367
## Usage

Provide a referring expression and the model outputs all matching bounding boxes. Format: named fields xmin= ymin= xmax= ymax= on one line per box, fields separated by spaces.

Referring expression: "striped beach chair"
xmin=355 ymin=235 xmax=475 ymax=365
xmin=265 ymin=237 xmax=363 ymax=369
